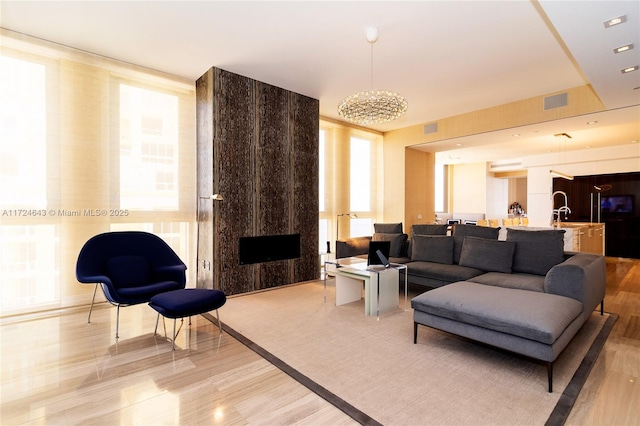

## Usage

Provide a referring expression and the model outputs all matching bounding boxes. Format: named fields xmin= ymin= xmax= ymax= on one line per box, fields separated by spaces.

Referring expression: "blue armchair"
xmin=76 ymin=231 xmax=187 ymax=338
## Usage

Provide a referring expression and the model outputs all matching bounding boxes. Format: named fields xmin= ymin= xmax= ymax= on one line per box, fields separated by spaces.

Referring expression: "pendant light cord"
xmin=370 ymin=42 xmax=374 ymax=90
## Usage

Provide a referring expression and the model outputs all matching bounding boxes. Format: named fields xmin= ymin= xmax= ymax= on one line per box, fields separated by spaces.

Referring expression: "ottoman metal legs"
xmin=149 ymin=288 xmax=227 ymax=350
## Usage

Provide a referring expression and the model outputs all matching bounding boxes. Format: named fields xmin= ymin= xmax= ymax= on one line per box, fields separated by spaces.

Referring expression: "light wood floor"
xmin=0 ymin=303 xmax=356 ymax=425
xmin=1 ymin=257 xmax=639 ymax=425
xmin=566 ymin=257 xmax=640 ymax=425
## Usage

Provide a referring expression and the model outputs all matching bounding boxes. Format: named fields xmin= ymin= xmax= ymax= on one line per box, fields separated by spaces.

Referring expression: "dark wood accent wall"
xmin=196 ymin=67 xmax=319 ymax=294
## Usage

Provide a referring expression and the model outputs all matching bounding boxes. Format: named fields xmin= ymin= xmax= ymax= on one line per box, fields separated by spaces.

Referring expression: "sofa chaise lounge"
xmin=336 ymin=223 xmax=607 ymax=391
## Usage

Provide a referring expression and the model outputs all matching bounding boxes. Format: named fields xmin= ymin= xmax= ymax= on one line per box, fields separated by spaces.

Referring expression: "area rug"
xmin=208 ymin=281 xmax=616 ymax=425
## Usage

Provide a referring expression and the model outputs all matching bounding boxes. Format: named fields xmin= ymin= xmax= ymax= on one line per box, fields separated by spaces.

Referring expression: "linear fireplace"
xmin=238 ymin=234 xmax=301 ymax=265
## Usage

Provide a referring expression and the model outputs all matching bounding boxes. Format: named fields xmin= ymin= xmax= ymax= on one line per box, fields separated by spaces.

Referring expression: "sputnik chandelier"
xmin=338 ymin=27 xmax=407 ymax=126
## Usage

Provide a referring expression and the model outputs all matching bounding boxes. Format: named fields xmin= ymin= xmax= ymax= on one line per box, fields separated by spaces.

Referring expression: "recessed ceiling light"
xmin=512 ymin=133 xmax=520 ymax=137
xmin=614 ymin=44 xmax=634 ymax=54
xmin=604 ymin=15 xmax=626 ymax=28
xmin=587 ymin=121 xmax=598 ymax=125
xmin=621 ymin=65 xmax=639 ymax=74
xmin=455 ymin=143 xmax=462 ymax=147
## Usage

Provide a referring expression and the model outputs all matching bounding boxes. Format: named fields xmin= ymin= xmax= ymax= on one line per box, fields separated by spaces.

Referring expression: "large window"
xmin=318 ymin=130 xmax=329 ymax=252
xmin=349 ymin=137 xmax=374 ymax=237
xmin=319 ymin=130 xmax=326 ymax=212
xmin=119 ymin=84 xmax=180 ymax=210
xmin=319 ymin=121 xmax=382 ymax=246
xmin=0 ymin=31 xmax=195 ymax=316
xmin=350 ymin=137 xmax=371 ymax=212
xmin=0 ymin=56 xmax=47 ymax=208
xmin=0 ymin=55 xmax=58 ymax=312
xmin=435 ymin=163 xmax=448 ymax=213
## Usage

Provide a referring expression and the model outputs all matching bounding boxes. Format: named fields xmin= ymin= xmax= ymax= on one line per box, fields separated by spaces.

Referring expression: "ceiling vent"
xmin=544 ymin=93 xmax=568 ymax=110
xmin=423 ymin=122 xmax=438 ymax=135
xmin=490 ymin=161 xmax=523 ymax=169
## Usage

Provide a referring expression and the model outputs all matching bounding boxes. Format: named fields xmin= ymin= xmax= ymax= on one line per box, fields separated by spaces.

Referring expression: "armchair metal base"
xmin=87 ymin=283 xmax=129 ymax=339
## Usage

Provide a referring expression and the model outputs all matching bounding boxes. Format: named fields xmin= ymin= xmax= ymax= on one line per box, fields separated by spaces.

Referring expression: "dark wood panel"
xmin=255 ymin=81 xmax=290 ymax=237
xmin=214 ymin=69 xmax=255 ymax=294
xmin=197 ymin=67 xmax=320 ymax=294
xmin=291 ymin=92 xmax=320 ymax=282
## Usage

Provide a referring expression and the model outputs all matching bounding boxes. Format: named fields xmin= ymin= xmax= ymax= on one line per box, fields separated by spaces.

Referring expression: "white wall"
xmin=451 ymin=162 xmax=487 ymax=214
xmin=486 ymin=173 xmax=509 ymax=220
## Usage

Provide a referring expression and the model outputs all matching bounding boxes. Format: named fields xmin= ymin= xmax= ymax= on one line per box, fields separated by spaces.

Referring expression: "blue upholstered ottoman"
xmin=149 ymin=288 xmax=226 ymax=349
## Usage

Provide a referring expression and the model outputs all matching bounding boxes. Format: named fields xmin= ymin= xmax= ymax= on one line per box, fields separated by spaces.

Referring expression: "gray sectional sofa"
xmin=336 ymin=223 xmax=607 ymax=392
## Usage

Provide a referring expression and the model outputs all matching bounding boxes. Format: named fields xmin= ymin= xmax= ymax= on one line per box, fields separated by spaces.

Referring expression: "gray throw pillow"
xmin=452 ymin=224 xmax=500 ymax=264
xmin=459 ymin=236 xmax=516 ymax=273
xmin=410 ymin=235 xmax=454 ymax=264
xmin=506 ymin=229 xmax=566 ymax=275
xmin=411 ymin=224 xmax=449 ymax=236
xmin=372 ymin=233 xmax=407 ymax=257
xmin=374 ymin=223 xmax=403 ymax=234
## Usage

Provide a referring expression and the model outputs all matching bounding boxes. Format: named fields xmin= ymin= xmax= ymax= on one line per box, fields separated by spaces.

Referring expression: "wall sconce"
xmin=549 ymin=170 xmax=574 ymax=180
xmin=336 ymin=212 xmax=358 ymax=242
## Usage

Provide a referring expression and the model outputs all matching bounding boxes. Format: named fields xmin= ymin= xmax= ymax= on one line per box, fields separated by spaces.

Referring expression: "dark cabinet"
xmin=553 ymin=172 xmax=640 ymax=259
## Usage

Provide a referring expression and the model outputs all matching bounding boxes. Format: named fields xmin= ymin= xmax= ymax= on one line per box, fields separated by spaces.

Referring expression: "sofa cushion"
xmin=411 ymin=281 xmax=583 ymax=345
xmin=459 ymin=236 xmax=516 ymax=273
xmin=411 ymin=224 xmax=449 ymax=236
xmin=507 ymin=229 xmax=566 ymax=275
xmin=452 ymin=224 xmax=500 ymax=264
xmin=411 ymin=235 xmax=454 ymax=264
xmin=372 ymin=232 xmax=408 ymax=257
xmin=406 ymin=261 xmax=484 ymax=283
xmin=374 ymin=222 xmax=403 ymax=233
xmin=468 ymin=272 xmax=545 ymax=293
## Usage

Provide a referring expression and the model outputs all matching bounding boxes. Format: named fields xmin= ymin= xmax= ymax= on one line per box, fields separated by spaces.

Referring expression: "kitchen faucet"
xmin=551 ymin=191 xmax=571 ymax=226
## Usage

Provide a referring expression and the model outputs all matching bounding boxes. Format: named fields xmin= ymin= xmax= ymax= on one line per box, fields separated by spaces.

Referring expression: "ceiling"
xmin=1 ymin=0 xmax=639 ymax=164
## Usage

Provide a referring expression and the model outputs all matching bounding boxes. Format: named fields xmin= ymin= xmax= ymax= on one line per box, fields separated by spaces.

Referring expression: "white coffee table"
xmin=324 ymin=257 xmax=407 ymax=319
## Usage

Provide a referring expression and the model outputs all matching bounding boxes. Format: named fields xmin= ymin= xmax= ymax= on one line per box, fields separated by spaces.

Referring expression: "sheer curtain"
xmin=0 ymin=30 xmax=196 ymax=317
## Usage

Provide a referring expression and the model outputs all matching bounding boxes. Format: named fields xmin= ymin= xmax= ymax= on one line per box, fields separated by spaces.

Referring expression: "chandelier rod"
xmin=370 ymin=40 xmax=374 ymax=90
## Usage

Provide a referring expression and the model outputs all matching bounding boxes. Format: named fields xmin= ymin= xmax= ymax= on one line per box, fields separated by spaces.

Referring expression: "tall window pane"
xmin=350 ymin=218 xmax=372 ymax=238
xmin=120 ymin=84 xmax=179 ymax=210
xmin=435 ymin=163 xmax=445 ymax=212
xmin=318 ymin=219 xmax=328 ymax=252
xmin=0 ymin=55 xmax=57 ymax=313
xmin=0 ymin=56 xmax=47 ymax=208
xmin=350 ymin=137 xmax=370 ymax=212
xmin=319 ymin=130 xmax=325 ymax=212
xmin=0 ymin=226 xmax=58 ymax=312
